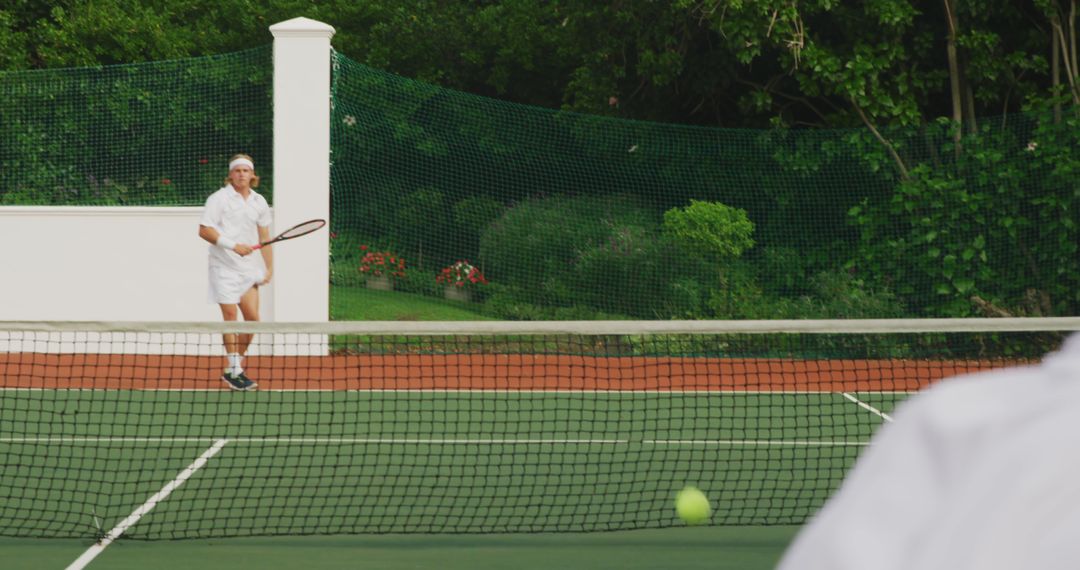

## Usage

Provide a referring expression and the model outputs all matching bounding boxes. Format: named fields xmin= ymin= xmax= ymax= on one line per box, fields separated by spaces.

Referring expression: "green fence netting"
xmin=0 ymin=46 xmax=273 ymax=207
xmin=2 ymin=48 xmax=1076 ymax=320
xmin=328 ymin=52 xmax=1079 ymax=320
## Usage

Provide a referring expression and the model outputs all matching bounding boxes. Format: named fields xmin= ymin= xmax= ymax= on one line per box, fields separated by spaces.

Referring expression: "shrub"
xmin=452 ymin=196 xmax=505 ymax=259
xmin=664 ymin=277 xmax=709 ymax=319
xmin=710 ymin=267 xmax=905 ymax=319
xmin=393 ymin=187 xmax=449 ymax=268
xmin=478 ymin=195 xmax=738 ymax=318
xmin=395 ymin=266 xmax=443 ymax=296
xmin=479 ymin=288 xmax=547 ymax=320
xmin=567 ymin=227 xmax=706 ymax=318
xmin=479 ymin=195 xmax=654 ymax=309
xmin=754 ymin=246 xmax=816 ymax=297
xmin=662 ymin=200 xmax=755 ymax=260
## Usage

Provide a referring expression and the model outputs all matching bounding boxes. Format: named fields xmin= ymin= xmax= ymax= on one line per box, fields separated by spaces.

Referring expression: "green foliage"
xmin=452 ymin=196 xmax=505 ymax=259
xmin=712 ymin=266 xmax=906 ymax=320
xmin=662 ymin=200 xmax=755 ymax=260
xmin=849 ymin=111 xmax=1079 ymax=316
xmin=0 ymin=11 xmax=30 ymax=69
xmin=3 ymin=2 xmax=1078 ymax=319
xmin=453 ymin=196 xmax=504 ymax=233
xmin=329 ymin=231 xmax=375 ymax=285
xmin=567 ymin=225 xmax=702 ymax=319
xmin=480 ymin=195 xmax=650 ymax=306
xmin=393 ymin=187 xmax=449 ymax=268
xmin=479 ymin=286 xmax=630 ymax=321
xmin=330 ymin=36 xmax=1077 ymax=318
xmin=0 ymin=0 xmax=1069 ymax=132
xmin=478 ymin=195 xmax=719 ymax=318
xmin=395 ymin=266 xmax=445 ymax=298
xmin=754 ymin=247 xmax=816 ymax=297
xmin=0 ymin=47 xmax=272 ymax=206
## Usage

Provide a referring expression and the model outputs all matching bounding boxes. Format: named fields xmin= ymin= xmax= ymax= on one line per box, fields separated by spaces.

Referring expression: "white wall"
xmin=0 ymin=17 xmax=336 ymax=324
xmin=0 ymin=206 xmax=272 ymax=322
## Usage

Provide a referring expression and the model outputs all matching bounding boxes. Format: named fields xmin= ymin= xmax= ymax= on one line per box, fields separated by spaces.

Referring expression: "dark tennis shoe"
xmin=222 ymin=372 xmax=249 ymax=391
xmin=237 ymin=371 xmax=258 ymax=391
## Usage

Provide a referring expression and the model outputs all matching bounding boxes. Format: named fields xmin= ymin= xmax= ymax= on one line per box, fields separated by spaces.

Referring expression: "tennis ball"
xmin=675 ymin=486 xmax=711 ymax=525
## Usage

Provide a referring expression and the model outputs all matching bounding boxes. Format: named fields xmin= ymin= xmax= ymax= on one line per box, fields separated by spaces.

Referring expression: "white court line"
xmin=65 ymin=438 xmax=229 ymax=570
xmin=842 ymin=392 xmax=894 ymax=423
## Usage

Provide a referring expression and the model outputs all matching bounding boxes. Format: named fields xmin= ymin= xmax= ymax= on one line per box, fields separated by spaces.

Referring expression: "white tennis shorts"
xmin=208 ymin=262 xmax=265 ymax=304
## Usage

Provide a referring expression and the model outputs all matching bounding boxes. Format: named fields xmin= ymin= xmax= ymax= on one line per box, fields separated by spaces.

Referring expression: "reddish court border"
xmin=0 ymin=353 xmax=1025 ymax=391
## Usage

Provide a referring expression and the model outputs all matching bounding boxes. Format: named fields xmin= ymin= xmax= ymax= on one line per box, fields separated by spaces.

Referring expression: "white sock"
xmin=227 ymin=353 xmax=244 ymax=375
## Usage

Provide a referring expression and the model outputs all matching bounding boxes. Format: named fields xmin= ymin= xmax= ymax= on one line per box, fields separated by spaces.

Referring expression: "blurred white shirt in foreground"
xmin=777 ymin=334 xmax=1080 ymax=570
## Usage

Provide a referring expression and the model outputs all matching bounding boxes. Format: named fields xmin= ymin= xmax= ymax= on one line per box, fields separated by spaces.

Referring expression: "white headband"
xmin=229 ymin=158 xmax=254 ymax=171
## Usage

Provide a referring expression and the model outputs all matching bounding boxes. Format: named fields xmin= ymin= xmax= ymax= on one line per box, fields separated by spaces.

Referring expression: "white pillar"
xmin=269 ymin=17 xmax=335 ymax=322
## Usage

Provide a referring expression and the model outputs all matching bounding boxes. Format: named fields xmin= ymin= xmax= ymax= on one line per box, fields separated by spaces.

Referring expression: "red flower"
xmin=436 ymin=261 xmax=488 ymax=288
xmin=359 ymin=247 xmax=406 ymax=279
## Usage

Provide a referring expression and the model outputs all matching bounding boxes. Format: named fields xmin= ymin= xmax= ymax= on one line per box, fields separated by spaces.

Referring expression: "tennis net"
xmin=1 ymin=318 xmax=1077 ymax=539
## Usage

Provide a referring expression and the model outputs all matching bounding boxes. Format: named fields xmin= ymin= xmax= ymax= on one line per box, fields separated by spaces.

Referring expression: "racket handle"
xmin=252 ymin=244 xmax=263 ymax=250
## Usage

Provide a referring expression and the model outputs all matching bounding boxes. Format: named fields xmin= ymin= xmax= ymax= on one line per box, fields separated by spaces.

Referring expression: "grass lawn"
xmin=331 ymin=285 xmax=493 ymax=321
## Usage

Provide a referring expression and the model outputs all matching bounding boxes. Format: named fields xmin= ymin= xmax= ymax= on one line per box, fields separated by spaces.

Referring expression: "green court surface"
xmin=0 ymin=389 xmax=907 ymax=567
xmin=0 ymin=526 xmax=801 ymax=569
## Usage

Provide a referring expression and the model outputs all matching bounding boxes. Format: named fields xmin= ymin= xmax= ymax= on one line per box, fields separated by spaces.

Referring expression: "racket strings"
xmin=278 ymin=219 xmax=325 ymax=239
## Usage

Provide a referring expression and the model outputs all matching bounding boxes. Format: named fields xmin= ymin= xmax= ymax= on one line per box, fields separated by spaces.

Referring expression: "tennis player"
xmin=197 ymin=154 xmax=273 ymax=391
xmin=777 ymin=333 xmax=1080 ymax=570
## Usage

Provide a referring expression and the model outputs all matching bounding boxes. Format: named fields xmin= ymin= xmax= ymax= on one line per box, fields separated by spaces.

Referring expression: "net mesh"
xmin=1 ymin=319 xmax=1075 ymax=539
xmin=328 ymin=52 xmax=1079 ymax=321
xmin=2 ymin=48 xmax=1075 ymax=320
xmin=0 ymin=47 xmax=273 ymax=206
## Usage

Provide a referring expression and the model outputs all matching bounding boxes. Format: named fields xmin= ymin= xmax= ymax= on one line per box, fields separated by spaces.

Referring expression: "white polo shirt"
xmin=777 ymin=333 xmax=1080 ymax=570
xmin=199 ymin=185 xmax=272 ymax=304
xmin=200 ymin=184 xmax=272 ymax=272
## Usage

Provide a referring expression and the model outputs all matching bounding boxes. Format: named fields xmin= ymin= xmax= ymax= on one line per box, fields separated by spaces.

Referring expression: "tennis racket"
xmin=252 ymin=219 xmax=326 ymax=250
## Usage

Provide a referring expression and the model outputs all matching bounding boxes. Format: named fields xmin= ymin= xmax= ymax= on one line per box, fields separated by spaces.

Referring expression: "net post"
xmin=268 ymin=17 xmax=335 ymax=324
